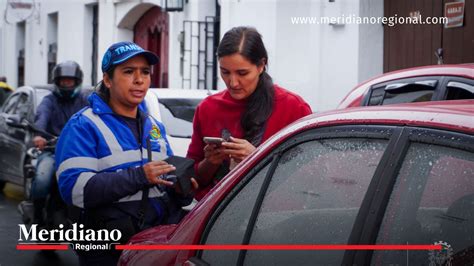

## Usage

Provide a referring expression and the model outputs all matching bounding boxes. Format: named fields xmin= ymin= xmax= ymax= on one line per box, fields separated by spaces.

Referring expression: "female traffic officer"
xmin=187 ymin=27 xmax=312 ymax=200
xmin=55 ymin=41 xmax=196 ymax=265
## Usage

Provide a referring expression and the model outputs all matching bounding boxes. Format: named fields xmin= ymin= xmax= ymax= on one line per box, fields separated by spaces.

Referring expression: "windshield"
xmin=158 ymin=98 xmax=202 ymax=138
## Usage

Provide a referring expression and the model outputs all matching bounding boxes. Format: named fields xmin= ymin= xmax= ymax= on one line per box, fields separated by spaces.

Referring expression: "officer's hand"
xmin=204 ymin=144 xmax=227 ymax=165
xmin=33 ymin=136 xmax=47 ymax=150
xmin=174 ymin=178 xmax=199 ymax=195
xmin=143 ymin=161 xmax=176 ymax=186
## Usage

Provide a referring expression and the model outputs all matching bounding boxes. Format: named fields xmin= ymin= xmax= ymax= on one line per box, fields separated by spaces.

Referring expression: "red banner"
xmin=444 ymin=1 xmax=465 ymax=28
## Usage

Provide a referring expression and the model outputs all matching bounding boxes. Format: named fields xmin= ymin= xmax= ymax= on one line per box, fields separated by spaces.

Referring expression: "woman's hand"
xmin=203 ymin=144 xmax=228 ymax=165
xmin=143 ymin=161 xmax=176 ymax=186
xmin=221 ymin=137 xmax=256 ymax=163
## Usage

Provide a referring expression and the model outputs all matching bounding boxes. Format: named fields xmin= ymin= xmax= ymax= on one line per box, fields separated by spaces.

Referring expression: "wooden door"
xmin=383 ymin=0 xmax=473 ymax=72
xmin=383 ymin=0 xmax=443 ymax=72
xmin=134 ymin=6 xmax=169 ymax=88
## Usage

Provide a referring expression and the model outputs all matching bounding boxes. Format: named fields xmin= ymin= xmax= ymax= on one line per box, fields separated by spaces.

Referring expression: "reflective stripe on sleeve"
xmin=56 ymin=150 xmax=142 ymax=178
xmin=117 ymin=187 xmax=165 ymax=203
xmin=83 ymin=109 xmax=123 ymax=153
xmin=56 ymin=157 xmax=98 ymax=178
xmin=72 ymin=172 xmax=95 ymax=208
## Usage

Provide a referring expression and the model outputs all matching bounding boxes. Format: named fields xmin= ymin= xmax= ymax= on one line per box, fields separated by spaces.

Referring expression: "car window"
xmin=15 ymin=93 xmax=30 ymax=118
xmin=368 ymin=80 xmax=437 ymax=106
xmin=158 ymin=98 xmax=201 ymax=122
xmin=244 ymin=138 xmax=388 ymax=265
xmin=372 ymin=143 xmax=474 ymax=265
xmin=201 ymin=163 xmax=270 ymax=265
xmin=158 ymin=98 xmax=201 ymax=138
xmin=2 ymin=93 xmax=20 ymax=114
xmin=445 ymin=81 xmax=474 ymax=100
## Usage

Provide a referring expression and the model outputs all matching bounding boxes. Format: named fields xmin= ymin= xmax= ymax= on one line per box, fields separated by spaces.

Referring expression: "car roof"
xmin=268 ymin=100 xmax=474 ymax=149
xmin=338 ymin=64 xmax=474 ymax=108
xmin=149 ymin=88 xmax=216 ymax=99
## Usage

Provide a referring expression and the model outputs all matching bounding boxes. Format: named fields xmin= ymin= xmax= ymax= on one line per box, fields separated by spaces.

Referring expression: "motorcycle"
xmin=9 ymin=118 xmax=68 ymax=243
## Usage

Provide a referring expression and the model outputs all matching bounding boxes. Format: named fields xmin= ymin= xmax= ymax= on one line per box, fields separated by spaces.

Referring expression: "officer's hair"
xmin=97 ymin=66 xmax=116 ymax=101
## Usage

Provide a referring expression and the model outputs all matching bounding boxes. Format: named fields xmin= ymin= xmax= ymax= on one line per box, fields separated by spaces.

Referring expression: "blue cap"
xmin=101 ymin=41 xmax=159 ymax=73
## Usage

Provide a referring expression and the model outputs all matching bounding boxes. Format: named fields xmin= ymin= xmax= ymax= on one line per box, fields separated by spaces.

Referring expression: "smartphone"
xmin=203 ymin=137 xmax=225 ymax=145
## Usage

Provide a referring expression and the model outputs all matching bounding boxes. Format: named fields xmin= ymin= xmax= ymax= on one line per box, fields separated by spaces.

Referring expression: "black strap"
xmin=137 ymin=136 xmax=152 ymax=230
xmin=137 ymin=187 xmax=149 ymax=230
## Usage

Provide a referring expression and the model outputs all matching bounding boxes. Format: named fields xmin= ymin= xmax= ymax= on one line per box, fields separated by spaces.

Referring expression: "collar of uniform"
xmin=88 ymin=92 xmax=149 ymax=116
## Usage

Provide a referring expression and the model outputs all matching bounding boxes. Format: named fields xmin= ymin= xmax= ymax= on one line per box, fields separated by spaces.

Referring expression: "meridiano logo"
xmin=18 ymin=223 xmax=122 ymax=251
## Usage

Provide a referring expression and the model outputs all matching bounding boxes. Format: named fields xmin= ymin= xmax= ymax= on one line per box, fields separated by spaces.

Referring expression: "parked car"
xmin=338 ymin=64 xmax=474 ymax=108
xmin=0 ymin=85 xmax=56 ymax=193
xmin=145 ymin=88 xmax=214 ymax=156
xmin=119 ymin=100 xmax=474 ymax=266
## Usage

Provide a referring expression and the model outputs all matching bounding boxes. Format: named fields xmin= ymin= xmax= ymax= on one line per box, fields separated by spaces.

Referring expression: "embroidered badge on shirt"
xmin=150 ymin=124 xmax=162 ymax=140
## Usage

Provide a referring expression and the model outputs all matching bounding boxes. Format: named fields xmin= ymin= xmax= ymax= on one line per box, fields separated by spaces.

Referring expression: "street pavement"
xmin=0 ymin=183 xmax=79 ymax=266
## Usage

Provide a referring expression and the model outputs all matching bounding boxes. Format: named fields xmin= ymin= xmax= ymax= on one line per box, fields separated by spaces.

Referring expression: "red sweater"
xmin=187 ymin=85 xmax=312 ymax=199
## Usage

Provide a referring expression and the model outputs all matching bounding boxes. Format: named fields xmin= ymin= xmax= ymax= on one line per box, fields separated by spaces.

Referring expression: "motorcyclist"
xmin=31 ymin=60 xmax=89 ymax=226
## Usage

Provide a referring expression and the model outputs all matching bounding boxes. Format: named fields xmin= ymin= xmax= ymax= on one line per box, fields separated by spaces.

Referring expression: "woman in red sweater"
xmin=187 ymin=26 xmax=312 ymax=200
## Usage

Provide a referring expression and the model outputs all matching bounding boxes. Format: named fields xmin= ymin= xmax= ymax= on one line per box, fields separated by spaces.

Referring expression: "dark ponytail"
xmin=217 ymin=26 xmax=274 ymax=146
xmin=96 ymin=66 xmax=116 ymax=102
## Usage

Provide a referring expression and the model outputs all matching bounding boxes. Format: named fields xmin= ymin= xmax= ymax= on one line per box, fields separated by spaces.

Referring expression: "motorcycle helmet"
xmin=52 ymin=60 xmax=83 ymax=99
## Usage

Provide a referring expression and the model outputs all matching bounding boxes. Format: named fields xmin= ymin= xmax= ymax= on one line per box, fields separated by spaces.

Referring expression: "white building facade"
xmin=0 ymin=0 xmax=384 ymax=112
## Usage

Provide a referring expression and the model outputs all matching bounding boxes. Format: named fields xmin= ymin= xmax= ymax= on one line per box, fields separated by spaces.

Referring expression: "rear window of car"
xmin=368 ymin=80 xmax=437 ymax=106
xmin=446 ymin=81 xmax=474 ymax=100
xmin=158 ymin=98 xmax=202 ymax=138
xmin=158 ymin=98 xmax=201 ymax=122
xmin=373 ymin=142 xmax=474 ymax=265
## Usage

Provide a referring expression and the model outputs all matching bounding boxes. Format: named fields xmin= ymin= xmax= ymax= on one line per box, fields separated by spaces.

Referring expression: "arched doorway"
xmin=134 ymin=6 xmax=169 ymax=88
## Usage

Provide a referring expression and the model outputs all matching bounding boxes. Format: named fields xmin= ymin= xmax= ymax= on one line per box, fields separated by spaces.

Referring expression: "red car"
xmin=338 ymin=64 xmax=474 ymax=108
xmin=120 ymin=100 xmax=474 ymax=266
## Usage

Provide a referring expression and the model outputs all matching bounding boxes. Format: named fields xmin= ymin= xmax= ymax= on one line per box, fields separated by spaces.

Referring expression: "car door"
xmin=193 ymin=126 xmax=399 ymax=265
xmin=0 ymin=91 xmax=33 ymax=184
xmin=367 ymin=127 xmax=474 ymax=265
xmin=0 ymin=92 xmax=21 ymax=183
